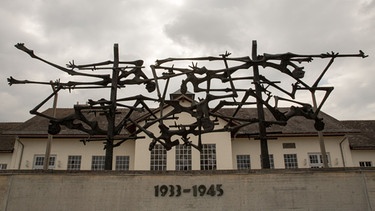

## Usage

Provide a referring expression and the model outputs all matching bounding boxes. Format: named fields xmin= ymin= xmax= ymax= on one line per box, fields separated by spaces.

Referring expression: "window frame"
xmin=33 ymin=154 xmax=56 ymax=169
xmin=260 ymin=154 xmax=275 ymax=169
xmin=150 ymin=144 xmax=167 ymax=171
xmin=200 ymin=144 xmax=217 ymax=170
xmin=284 ymin=154 xmax=298 ymax=169
xmin=67 ymin=155 xmax=82 ymax=170
xmin=91 ymin=155 xmax=105 ymax=171
xmin=359 ymin=161 xmax=372 ymax=167
xmin=175 ymin=145 xmax=192 ymax=171
xmin=282 ymin=143 xmax=296 ymax=149
xmin=308 ymin=153 xmax=331 ymax=168
xmin=115 ymin=156 xmax=130 ymax=170
xmin=236 ymin=154 xmax=251 ymax=170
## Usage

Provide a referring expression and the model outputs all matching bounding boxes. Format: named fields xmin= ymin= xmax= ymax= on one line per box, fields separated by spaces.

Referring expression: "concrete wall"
xmin=0 ymin=169 xmax=374 ymax=211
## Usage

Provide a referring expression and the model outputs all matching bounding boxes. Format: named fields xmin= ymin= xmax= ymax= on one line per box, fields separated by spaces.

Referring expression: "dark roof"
xmin=4 ymin=100 xmax=374 ymax=149
xmin=8 ymin=106 xmax=351 ymax=137
xmin=6 ymin=108 xmax=84 ymax=136
xmin=341 ymin=121 xmax=375 ymax=150
xmin=6 ymin=107 xmax=145 ymax=137
xmin=216 ymin=107 xmax=352 ymax=137
xmin=134 ymin=93 xmax=352 ymax=137
xmin=0 ymin=135 xmax=17 ymax=152
xmin=0 ymin=123 xmax=22 ymax=133
xmin=0 ymin=122 xmax=22 ymax=152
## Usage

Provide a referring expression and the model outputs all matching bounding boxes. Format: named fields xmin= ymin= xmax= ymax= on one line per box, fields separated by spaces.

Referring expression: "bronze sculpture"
xmin=8 ymin=41 xmax=367 ymax=169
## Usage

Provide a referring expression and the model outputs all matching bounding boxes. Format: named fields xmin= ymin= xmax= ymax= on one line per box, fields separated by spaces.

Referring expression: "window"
xmin=260 ymin=154 xmax=275 ymax=169
xmin=269 ymin=154 xmax=275 ymax=169
xmin=150 ymin=144 xmax=167 ymax=171
xmin=91 ymin=156 xmax=105 ymax=170
xmin=176 ymin=145 xmax=192 ymax=171
xmin=67 ymin=155 xmax=81 ymax=170
xmin=0 ymin=164 xmax=7 ymax=170
xmin=33 ymin=155 xmax=56 ymax=169
xmin=284 ymin=154 xmax=298 ymax=169
xmin=200 ymin=144 xmax=216 ymax=170
xmin=282 ymin=143 xmax=296 ymax=149
xmin=237 ymin=155 xmax=251 ymax=170
xmin=359 ymin=161 xmax=372 ymax=167
xmin=116 ymin=156 xmax=130 ymax=170
xmin=308 ymin=153 xmax=330 ymax=168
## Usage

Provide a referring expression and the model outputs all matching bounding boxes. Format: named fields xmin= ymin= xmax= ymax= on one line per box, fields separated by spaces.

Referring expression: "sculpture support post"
xmin=43 ymin=84 xmax=58 ymax=170
xmin=105 ymin=44 xmax=120 ymax=170
xmin=252 ymin=40 xmax=270 ymax=169
xmin=311 ymin=91 xmax=329 ymax=168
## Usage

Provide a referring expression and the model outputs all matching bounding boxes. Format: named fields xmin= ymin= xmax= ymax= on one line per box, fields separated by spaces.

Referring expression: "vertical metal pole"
xmin=105 ymin=43 xmax=120 ymax=170
xmin=44 ymin=84 xmax=58 ymax=170
xmin=311 ymin=91 xmax=329 ymax=168
xmin=252 ymin=40 xmax=270 ymax=169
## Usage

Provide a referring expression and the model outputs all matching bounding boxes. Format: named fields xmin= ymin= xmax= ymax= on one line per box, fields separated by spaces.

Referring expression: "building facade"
xmin=1 ymin=93 xmax=374 ymax=171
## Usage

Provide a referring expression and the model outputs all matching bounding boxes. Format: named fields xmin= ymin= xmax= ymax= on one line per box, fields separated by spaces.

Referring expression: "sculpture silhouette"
xmin=8 ymin=41 xmax=367 ymax=169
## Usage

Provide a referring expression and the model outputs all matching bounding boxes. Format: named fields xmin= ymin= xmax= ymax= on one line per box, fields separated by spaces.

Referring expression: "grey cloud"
xmin=0 ymin=0 xmax=374 ymax=121
xmin=164 ymin=8 xmax=244 ymax=51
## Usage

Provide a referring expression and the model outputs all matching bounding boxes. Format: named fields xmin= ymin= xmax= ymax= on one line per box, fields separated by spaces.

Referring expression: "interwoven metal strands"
xmin=8 ymin=41 xmax=366 ymax=169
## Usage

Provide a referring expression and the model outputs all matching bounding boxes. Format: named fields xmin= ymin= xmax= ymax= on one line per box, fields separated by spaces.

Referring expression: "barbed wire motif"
xmin=8 ymin=41 xmax=367 ymax=169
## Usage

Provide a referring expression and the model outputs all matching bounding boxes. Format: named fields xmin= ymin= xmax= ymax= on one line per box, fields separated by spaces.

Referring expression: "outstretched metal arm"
xmin=155 ymin=55 xmax=252 ymax=66
xmin=8 ymin=77 xmax=110 ymax=89
xmin=262 ymin=50 xmax=367 ymax=62
xmin=15 ymin=43 xmax=111 ymax=81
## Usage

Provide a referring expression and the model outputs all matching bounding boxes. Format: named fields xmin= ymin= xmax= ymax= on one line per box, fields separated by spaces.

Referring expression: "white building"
xmin=0 ymin=92 xmax=374 ymax=171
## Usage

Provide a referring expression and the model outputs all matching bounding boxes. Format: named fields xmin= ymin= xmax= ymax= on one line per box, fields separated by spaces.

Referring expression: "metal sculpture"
xmin=8 ymin=41 xmax=367 ymax=169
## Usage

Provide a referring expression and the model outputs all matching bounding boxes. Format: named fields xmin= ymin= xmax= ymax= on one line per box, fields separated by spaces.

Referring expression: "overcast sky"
xmin=1 ymin=0 xmax=374 ymax=122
